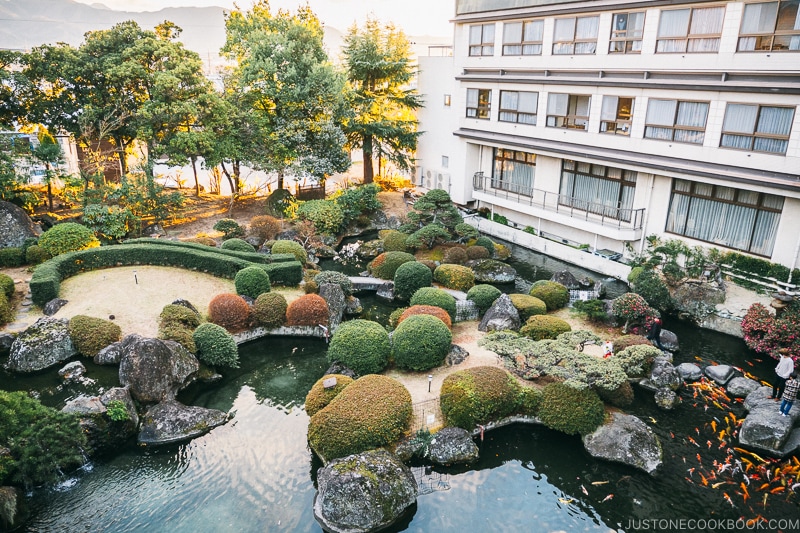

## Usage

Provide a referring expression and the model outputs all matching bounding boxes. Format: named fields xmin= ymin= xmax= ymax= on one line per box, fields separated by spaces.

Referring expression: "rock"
xmin=0 ymin=200 xmax=39 ymax=248
xmin=138 ymin=400 xmax=228 ymax=446
xmin=654 ymin=388 xmax=680 ymax=410
xmin=744 ymin=387 xmax=776 ymax=412
xmin=244 ymin=236 xmax=263 ymax=248
xmin=636 ymin=378 xmax=660 ymax=393
xmin=0 ymin=333 xmax=14 ymax=358
xmin=0 ymin=485 xmax=26 ymax=532
xmin=727 ymin=376 xmax=761 ymax=398
xmin=649 ymin=358 xmax=681 ymax=391
xmin=428 ymin=427 xmax=479 ymax=465
xmin=470 ymin=259 xmax=517 ymax=284
xmin=671 ymin=281 xmax=726 ymax=324
xmin=171 ymin=299 xmax=200 ymax=315
xmin=275 ymin=228 xmax=299 ymax=242
xmin=58 ymin=361 xmax=86 ymax=382
xmin=739 ymin=408 xmax=796 ymax=456
xmin=142 ymin=223 xmax=166 ymax=237
xmin=325 ymin=361 xmax=357 ymax=379
xmin=94 ymin=340 xmax=124 ymax=365
xmin=676 ymin=362 xmax=703 ymax=381
xmin=314 ymin=449 xmax=417 ymax=533
xmin=42 ymin=298 xmax=69 ymax=316
xmin=704 ymin=364 xmax=735 ymax=386
xmin=582 ymin=412 xmax=662 ymax=475
xmin=376 ymin=281 xmax=394 ymax=300
xmin=62 ymin=395 xmax=105 ymax=415
xmin=118 ymin=334 xmax=199 ymax=403
xmin=446 ymin=344 xmax=469 ymax=366
xmin=344 ymin=296 xmax=362 ymax=315
xmin=312 ymin=244 xmax=337 ymax=258
xmin=5 ymin=317 xmax=78 ymax=373
xmin=660 ymin=329 xmax=679 ymax=352
xmin=358 ymin=239 xmax=384 ymax=258
xmin=550 ymin=270 xmax=581 ymax=289
xmin=478 ymin=294 xmax=520 ymax=332
xmin=319 ymin=283 xmax=346 ymax=331
xmin=101 ymin=387 xmax=140 ymax=430
xmin=67 ymin=387 xmax=141 ymax=454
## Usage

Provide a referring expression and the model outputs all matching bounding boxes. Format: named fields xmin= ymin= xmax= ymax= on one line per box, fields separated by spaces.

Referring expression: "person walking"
xmin=771 ymin=348 xmax=795 ymax=400
xmin=647 ymin=318 xmax=665 ymax=350
xmin=780 ymin=373 xmax=799 ymax=417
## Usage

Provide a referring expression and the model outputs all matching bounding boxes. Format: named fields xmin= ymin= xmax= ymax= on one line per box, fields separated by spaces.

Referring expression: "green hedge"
xmin=393 ymin=261 xmax=433 ymax=302
xmin=440 ymin=366 xmax=532 ymax=429
xmin=326 ymin=319 xmax=391 ymax=375
xmin=221 ymin=238 xmax=256 ymax=253
xmin=509 ymin=294 xmax=547 ymax=320
xmin=538 ymin=382 xmax=605 ymax=436
xmin=68 ymin=315 xmax=122 ymax=356
xmin=38 ymin=222 xmax=100 ymax=257
xmin=123 ymin=238 xmax=296 ymax=264
xmin=466 ymin=284 xmax=502 ymax=315
xmin=519 ymin=315 xmax=571 ymax=340
xmin=0 ymin=247 xmax=25 ymax=267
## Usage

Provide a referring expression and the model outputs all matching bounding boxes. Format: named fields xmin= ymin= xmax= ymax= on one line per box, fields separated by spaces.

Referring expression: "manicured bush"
xmin=314 ymin=271 xmax=353 ymax=297
xmin=410 ymin=287 xmax=457 ymax=321
xmin=382 ymin=230 xmax=410 ymax=252
xmin=234 ymin=266 xmax=271 ymax=299
xmin=466 ymin=245 xmax=490 ymax=260
xmin=454 ymin=222 xmax=479 ymax=242
xmin=271 ymin=239 xmax=308 ymax=264
xmin=304 ymin=374 xmax=354 ymax=417
xmin=68 ymin=315 xmax=122 ymax=356
xmin=493 ymin=242 xmax=512 ymax=260
xmin=556 ymin=330 xmax=602 ymax=349
xmin=286 ymin=293 xmax=329 ymax=327
xmin=24 ymin=245 xmax=49 ymax=265
xmin=474 ymin=236 xmax=495 ymax=257
xmin=466 ymin=284 xmax=502 ymax=315
xmin=221 ymin=238 xmax=256 ymax=253
xmin=326 ymin=319 xmax=391 ymax=375
xmin=627 ymin=266 xmax=644 ymax=284
xmin=333 ymin=183 xmax=382 ymax=226
xmin=193 ymin=322 xmax=239 ymax=368
xmin=392 ymin=314 xmax=452 ymax=371
xmin=611 ymin=293 xmax=656 ymax=330
xmin=406 ymin=224 xmax=451 ymax=250
xmin=0 ymin=247 xmax=25 ymax=267
xmin=572 ymin=299 xmax=609 ymax=323
xmin=249 ymin=215 xmax=281 ymax=242
xmin=159 ymin=304 xmax=201 ymax=330
xmin=613 ymin=334 xmax=651 ymax=351
xmin=398 ymin=305 xmax=452 ymax=329
xmin=252 ymin=292 xmax=288 ymax=328
xmin=369 ymin=251 xmax=417 ymax=280
xmin=538 ymin=382 xmax=605 ymax=436
xmin=0 ymin=291 xmax=12 ymax=326
xmin=433 ymin=264 xmax=475 ymax=292
xmin=183 ymin=236 xmax=217 ymax=247
xmin=632 ymin=269 xmax=673 ymax=312
xmin=440 ymin=366 xmax=525 ymax=429
xmin=509 ymin=294 xmax=547 ymax=321
xmin=520 ymin=315 xmax=571 ymax=340
xmin=529 ymin=281 xmax=570 ymax=311
xmin=297 ymin=199 xmax=344 ymax=235
xmin=213 ymin=218 xmax=245 ymax=239
xmin=38 ymin=222 xmax=100 ymax=257
xmin=393 ymin=261 xmax=433 ymax=301
xmin=614 ymin=344 xmax=661 ymax=378
xmin=442 ymin=246 xmax=468 ymax=265
xmin=158 ymin=323 xmax=197 ymax=353
xmin=208 ymin=293 xmax=251 ymax=332
xmin=0 ymin=273 xmax=14 ymax=298
xmin=419 ymin=259 xmax=437 ymax=273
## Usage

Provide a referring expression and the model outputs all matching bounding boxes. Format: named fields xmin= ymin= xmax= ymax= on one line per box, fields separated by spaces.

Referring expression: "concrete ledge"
xmin=234 ymin=325 xmax=325 ymax=345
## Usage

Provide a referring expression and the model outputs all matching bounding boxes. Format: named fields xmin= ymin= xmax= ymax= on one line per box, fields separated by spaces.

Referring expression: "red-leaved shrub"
xmin=208 ymin=293 xmax=250 ymax=332
xmin=397 ymin=305 xmax=452 ymax=329
xmin=286 ymin=293 xmax=329 ymax=327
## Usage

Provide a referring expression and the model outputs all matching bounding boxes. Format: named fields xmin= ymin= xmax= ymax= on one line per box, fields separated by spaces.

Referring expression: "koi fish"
xmin=687 ymin=468 xmax=695 ymax=477
xmin=697 ymin=453 xmax=703 ymax=464
xmin=688 ymin=437 xmax=700 ymax=447
xmin=700 ymin=473 xmax=709 ymax=486
xmin=707 ymin=440 xmax=713 ymax=449
xmin=762 ymin=493 xmax=769 ymax=508
xmin=670 ymin=432 xmax=675 ymax=439
xmin=723 ymin=493 xmax=734 ymax=507
xmin=695 ymin=427 xmax=700 ymax=436
xmin=769 ymin=486 xmax=785 ymax=494
xmin=591 ymin=481 xmax=609 ymax=485
xmin=711 ymin=420 xmax=717 ymax=433
xmin=601 ymin=494 xmax=614 ymax=503
xmin=712 ymin=481 xmax=726 ymax=489
xmin=581 ymin=484 xmax=588 ymax=496
xmin=558 ymin=497 xmax=574 ymax=504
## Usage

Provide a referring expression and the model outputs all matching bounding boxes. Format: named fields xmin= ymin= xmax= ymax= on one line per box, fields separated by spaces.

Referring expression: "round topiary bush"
xmin=67 ymin=315 xmax=122 ymax=356
xmin=221 ymin=238 xmax=256 ymax=253
xmin=158 ymin=323 xmax=197 ymax=353
xmin=0 ymin=273 xmax=14 ymax=298
xmin=252 ymin=292 xmax=288 ymax=328
xmin=234 ymin=266 xmax=271 ymax=299
xmin=38 ymin=222 xmax=100 ymax=257
xmin=304 ymin=374 xmax=354 ymax=417
xmin=213 ymin=218 xmax=245 ymax=239
xmin=538 ymin=382 xmax=605 ymax=436
xmin=0 ymin=292 xmax=11 ymax=326
xmin=193 ymin=322 xmax=239 ymax=368
xmin=392 ymin=314 xmax=452 ymax=371
xmin=369 ymin=251 xmax=417 ymax=280
xmin=466 ymin=284 xmax=502 ymax=315
xmin=433 ymin=264 xmax=475 ymax=292
xmin=529 ymin=281 xmax=570 ymax=311
xmin=520 ymin=315 xmax=572 ymax=340
xmin=271 ymin=239 xmax=307 ymax=264
xmin=442 ymin=246 xmax=468 ymax=265
xmin=393 ymin=261 xmax=433 ymax=302
xmin=24 ymin=244 xmax=50 ymax=265
xmin=249 ymin=215 xmax=281 ymax=243
xmin=440 ymin=366 xmax=525 ymax=429
xmin=466 ymin=245 xmax=490 ymax=260
xmin=627 ymin=266 xmax=644 ymax=284
xmin=208 ymin=293 xmax=251 ymax=332
xmin=409 ymin=287 xmax=457 ymax=321
xmin=474 ymin=236 xmax=495 ymax=258
xmin=286 ymin=293 xmax=329 ymax=327
xmin=382 ymin=230 xmax=410 ymax=252
xmin=314 ymin=271 xmax=353 ymax=297
xmin=326 ymin=319 xmax=391 ymax=375
xmin=614 ymin=344 xmax=662 ymax=378
xmin=397 ymin=305 xmax=452 ymax=329
xmin=159 ymin=304 xmax=201 ymax=330
xmin=509 ymin=294 xmax=547 ymax=320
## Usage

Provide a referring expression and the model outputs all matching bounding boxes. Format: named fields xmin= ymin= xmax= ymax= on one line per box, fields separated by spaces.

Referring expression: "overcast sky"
xmin=72 ymin=0 xmax=454 ymax=36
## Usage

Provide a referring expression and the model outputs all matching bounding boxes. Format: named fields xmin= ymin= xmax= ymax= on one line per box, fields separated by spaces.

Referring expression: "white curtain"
xmin=601 ymin=96 xmax=619 ymax=121
xmin=674 ymin=101 xmax=708 ymax=143
xmin=499 ymin=91 xmax=518 ymax=122
xmin=525 ymin=20 xmax=544 ymax=41
xmin=645 ymin=99 xmax=677 ymax=139
xmin=547 ymin=93 xmax=568 ymax=115
xmin=741 ymin=2 xmax=778 ymax=33
xmin=690 ymin=7 xmax=724 ymax=34
xmin=657 ymin=9 xmax=690 ymax=52
xmin=723 ymin=104 xmax=758 ymax=133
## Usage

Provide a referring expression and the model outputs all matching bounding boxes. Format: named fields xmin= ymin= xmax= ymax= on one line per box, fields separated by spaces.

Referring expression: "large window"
xmin=666 ymin=179 xmax=783 ymax=256
xmin=656 ymin=6 xmax=725 ymax=53
xmin=466 ymin=88 xmax=492 ymax=119
xmin=721 ymin=104 xmax=795 ymax=154
xmin=600 ymin=96 xmax=634 ymax=135
xmin=553 ymin=16 xmax=599 ymax=54
xmin=469 ymin=23 xmax=495 ymax=56
xmin=503 ymin=20 xmax=544 ymax=55
xmin=559 ymin=160 xmax=637 ymax=221
xmin=546 ymin=94 xmax=591 ymax=130
xmin=499 ymin=91 xmax=538 ymax=125
xmin=492 ymin=149 xmax=536 ymax=194
xmin=610 ymin=12 xmax=645 ymax=53
xmin=644 ymin=99 xmax=709 ymax=144
xmin=738 ymin=1 xmax=800 ymax=51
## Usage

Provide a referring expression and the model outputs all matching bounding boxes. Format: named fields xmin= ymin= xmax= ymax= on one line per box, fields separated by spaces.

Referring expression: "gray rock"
xmin=744 ymin=386 xmax=778 ymax=412
xmin=324 ymin=361 xmax=357 ymax=379
xmin=446 ymin=344 xmax=469 ymax=366
xmin=660 ymin=329 xmax=679 ymax=352
xmin=62 ymin=395 xmax=104 ymax=415
xmin=704 ymin=364 xmax=735 ymax=386
xmin=358 ymin=239 xmax=384 ymax=258
xmin=636 ymin=378 xmax=659 ymax=393
xmin=739 ymin=408 xmax=795 ymax=456
xmin=0 ymin=333 xmax=15 ymax=358
xmin=649 ymin=358 xmax=681 ymax=391
xmin=42 ymin=298 xmax=68 ymax=316
xmin=0 ymin=200 xmax=39 ymax=248
xmin=676 ymin=362 xmax=703 ymax=382
xmin=314 ymin=449 xmax=417 ymax=533
xmin=319 ymin=283 xmax=346 ymax=331
xmin=244 ymin=236 xmax=263 ymax=248
xmin=654 ymin=388 xmax=681 ymax=410
xmin=470 ymin=259 xmax=517 ymax=283
xmin=550 ymin=270 xmax=581 ymax=289
xmin=727 ymin=376 xmax=761 ymax=398
xmin=0 ymin=485 xmax=25 ymax=532
xmin=171 ymin=299 xmax=200 ymax=315
xmin=582 ymin=412 xmax=662 ymax=475
xmin=94 ymin=340 xmax=124 ymax=365
xmin=58 ymin=361 xmax=86 ymax=382
xmin=67 ymin=387 xmax=141 ymax=455
xmin=118 ymin=334 xmax=199 ymax=403
xmin=428 ymin=427 xmax=479 ymax=465
xmin=142 ymin=223 xmax=166 ymax=238
xmin=376 ymin=281 xmax=395 ymax=300
xmin=671 ymin=281 xmax=726 ymax=324
xmin=5 ymin=317 xmax=78 ymax=373
xmin=138 ymin=400 xmax=228 ymax=446
xmin=100 ymin=387 xmax=140 ymax=430
xmin=344 ymin=296 xmax=362 ymax=315
xmin=478 ymin=294 xmax=520 ymax=332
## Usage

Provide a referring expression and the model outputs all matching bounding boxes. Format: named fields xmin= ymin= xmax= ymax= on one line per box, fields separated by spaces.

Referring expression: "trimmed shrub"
xmin=314 ymin=271 xmax=353 ymax=297
xmin=369 ymin=251 xmax=417 ymax=280
xmin=529 ymin=281 xmax=570 ymax=311
xmin=304 ymin=280 xmax=319 ymax=294
xmin=613 ymin=334 xmax=651 ymax=351
xmin=419 ymin=259 xmax=437 ymax=273
xmin=0 ymin=291 xmax=12 ymax=326
xmin=393 ymin=261 xmax=433 ymax=302
xmin=398 ymin=305 xmax=452 ymax=329
xmin=297 ymin=199 xmax=344 ymax=235
xmin=433 ymin=264 xmax=475 ymax=292
xmin=520 ymin=315 xmax=571 ymax=340
xmin=334 ymin=183 xmax=382 ymax=226
xmin=326 ymin=319 xmax=391 ymax=375
xmin=615 ymin=344 xmax=662 ymax=378
xmin=440 ymin=366 xmax=524 ymax=429
xmin=382 ymin=230 xmax=410 ymax=252
xmin=252 ymin=292 xmax=288 ymax=328
xmin=632 ymin=269 xmax=673 ymax=312
xmin=68 ymin=315 xmax=122 ymax=356
xmin=304 ymin=374 xmax=354 ymax=417
xmin=474 ymin=236 xmax=495 ymax=257
xmin=518 ymin=386 xmax=542 ymax=417
xmin=454 ymin=222 xmax=479 ymax=242
xmin=388 ymin=307 xmax=407 ymax=330
xmin=0 ymin=247 xmax=25 ymax=267
xmin=221 ymin=238 xmax=256 ymax=253
xmin=597 ymin=381 xmax=634 ymax=408
xmin=442 ymin=246 xmax=468 ymax=265
xmin=572 ymin=299 xmax=609 ymax=323
xmin=410 ymin=287 xmax=457 ymax=321
xmin=183 ymin=236 xmax=217 ymax=247
xmin=208 ymin=293 xmax=250 ymax=332
xmin=158 ymin=323 xmax=197 ymax=353
xmin=627 ymin=266 xmax=644 ymax=284
xmin=493 ymin=242 xmax=511 ymax=260
xmin=406 ymin=224 xmax=451 ymax=250
xmin=249 ymin=215 xmax=281 ymax=242
xmin=213 ymin=218 xmax=245 ymax=239
xmin=159 ymin=304 xmax=201 ymax=330
xmin=509 ymin=294 xmax=547 ymax=320
xmin=271 ymin=239 xmax=307 ymax=264
xmin=466 ymin=284 xmax=502 ymax=315
xmin=234 ymin=266 xmax=271 ymax=299
xmin=466 ymin=245 xmax=490 ymax=260
xmin=0 ymin=273 xmax=14 ymax=298
xmin=392 ymin=314 xmax=452 ymax=371
xmin=193 ymin=322 xmax=239 ymax=368
xmin=611 ymin=293 xmax=654 ymax=328
xmin=286 ymin=293 xmax=329 ymax=327
xmin=24 ymin=245 xmax=50 ymax=265
xmin=538 ymin=382 xmax=605 ymax=436
xmin=38 ymin=222 xmax=100 ymax=257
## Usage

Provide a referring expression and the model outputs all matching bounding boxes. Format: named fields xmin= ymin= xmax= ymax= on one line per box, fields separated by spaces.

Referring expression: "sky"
xmin=72 ymin=0 xmax=455 ymax=37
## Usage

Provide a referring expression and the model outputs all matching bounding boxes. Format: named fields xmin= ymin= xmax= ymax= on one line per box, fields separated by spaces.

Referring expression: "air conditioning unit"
xmin=436 ymin=172 xmax=451 ymax=191
xmin=425 ymin=170 xmax=433 ymax=189
xmin=416 ymin=166 xmax=425 ymax=186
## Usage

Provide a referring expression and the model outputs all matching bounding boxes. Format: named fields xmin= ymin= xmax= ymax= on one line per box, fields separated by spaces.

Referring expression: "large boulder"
xmin=62 ymin=387 xmax=139 ymax=454
xmin=319 ymin=283 xmax=346 ymax=331
xmin=726 ymin=376 xmax=761 ymax=398
xmin=744 ymin=386 xmax=776 ymax=412
xmin=649 ymin=358 xmax=681 ymax=391
xmin=659 ymin=329 xmax=679 ymax=352
xmin=0 ymin=200 xmax=39 ymax=248
xmin=478 ymin=294 xmax=520 ymax=332
xmin=314 ymin=449 xmax=417 ymax=533
xmin=582 ymin=412 xmax=662 ymax=475
xmin=739 ymin=409 xmax=797 ymax=457
xmin=5 ymin=317 xmax=78 ymax=373
xmin=704 ymin=364 xmax=735 ymax=386
xmin=0 ymin=333 xmax=15 ymax=358
xmin=118 ymin=334 xmax=199 ymax=403
xmin=42 ymin=298 xmax=69 ymax=316
xmin=671 ymin=281 xmax=726 ymax=324
xmin=676 ymin=362 xmax=703 ymax=382
xmin=470 ymin=259 xmax=517 ymax=284
xmin=94 ymin=340 xmax=124 ymax=365
xmin=138 ymin=400 xmax=228 ymax=446
xmin=550 ymin=270 xmax=581 ymax=289
xmin=428 ymin=427 xmax=479 ymax=465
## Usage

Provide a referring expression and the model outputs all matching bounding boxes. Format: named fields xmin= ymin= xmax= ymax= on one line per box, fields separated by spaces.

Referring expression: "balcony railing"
xmin=472 ymin=172 xmax=645 ymax=230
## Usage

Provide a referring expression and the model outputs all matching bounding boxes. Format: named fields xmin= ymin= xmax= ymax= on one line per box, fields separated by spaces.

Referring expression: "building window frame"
xmin=609 ymin=11 xmax=646 ymax=53
xmin=738 ymin=0 xmax=800 ymax=51
xmin=656 ymin=6 xmax=726 ymax=53
xmin=552 ymin=15 xmax=600 ymax=55
xmin=720 ymin=103 xmax=795 ymax=154
xmin=492 ymin=149 xmax=536 ymax=195
xmin=466 ymin=88 xmax=492 ymax=119
xmin=600 ymin=96 xmax=634 ymax=135
xmin=644 ymin=99 xmax=709 ymax=145
xmin=502 ymin=19 xmax=544 ymax=55
xmin=559 ymin=160 xmax=637 ymax=221
xmin=546 ymin=93 xmax=591 ymax=130
xmin=469 ymin=23 xmax=495 ymax=56
xmin=499 ymin=90 xmax=539 ymax=125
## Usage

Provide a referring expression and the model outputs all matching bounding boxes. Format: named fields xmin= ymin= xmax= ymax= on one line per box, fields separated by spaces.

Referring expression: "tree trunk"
xmin=220 ymin=161 xmax=236 ymax=217
xmin=191 ymin=156 xmax=200 ymax=196
xmin=114 ymin=136 xmax=128 ymax=181
xmin=44 ymin=163 xmax=53 ymax=211
xmin=362 ymin=135 xmax=374 ymax=184
xmin=277 ymin=168 xmax=284 ymax=190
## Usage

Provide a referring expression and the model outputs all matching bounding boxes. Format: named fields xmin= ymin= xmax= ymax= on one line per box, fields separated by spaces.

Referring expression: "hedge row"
xmin=122 ymin=238 xmax=296 ymax=264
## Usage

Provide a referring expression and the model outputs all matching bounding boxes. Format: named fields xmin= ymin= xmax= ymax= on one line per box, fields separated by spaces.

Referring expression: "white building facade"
xmin=416 ymin=0 xmax=800 ymax=276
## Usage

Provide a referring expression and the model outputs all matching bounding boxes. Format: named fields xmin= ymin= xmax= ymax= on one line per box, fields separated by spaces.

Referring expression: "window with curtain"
xmin=720 ymin=103 xmax=795 ymax=154
xmin=546 ymin=94 xmax=591 ymax=130
xmin=666 ymin=179 xmax=783 ymax=256
xmin=503 ymin=19 xmax=544 ymax=55
xmin=600 ymin=96 xmax=634 ymax=135
xmin=738 ymin=0 xmax=800 ymax=51
xmin=469 ymin=23 xmax=496 ymax=56
xmin=644 ymin=99 xmax=709 ymax=144
xmin=559 ymin=160 xmax=637 ymax=221
xmin=553 ymin=15 xmax=599 ymax=54
xmin=499 ymin=91 xmax=539 ymax=124
xmin=466 ymin=88 xmax=492 ymax=119
xmin=609 ymin=12 xmax=646 ymax=53
xmin=492 ymin=149 xmax=536 ymax=195
xmin=656 ymin=6 xmax=725 ymax=53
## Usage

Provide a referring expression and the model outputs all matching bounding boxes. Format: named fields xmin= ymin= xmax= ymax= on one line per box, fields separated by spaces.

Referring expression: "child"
xmin=780 ymin=372 xmax=798 ymax=417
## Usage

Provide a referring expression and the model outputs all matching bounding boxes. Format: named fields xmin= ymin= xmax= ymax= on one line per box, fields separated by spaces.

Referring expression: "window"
xmin=610 ymin=12 xmax=645 ymax=53
xmin=466 ymin=88 xmax=492 ymax=119
xmin=503 ymin=20 xmax=544 ymax=55
xmin=444 ymin=94 xmax=451 ymax=106
xmin=492 ymin=149 xmax=536 ymax=195
xmin=442 ymin=155 xmax=449 ymax=168
xmin=600 ymin=97 xmax=634 ymax=135
xmin=666 ymin=179 xmax=783 ymax=256
xmin=644 ymin=99 xmax=709 ymax=144
xmin=656 ymin=6 xmax=725 ymax=53
xmin=553 ymin=16 xmax=599 ymax=54
xmin=469 ymin=23 xmax=495 ymax=56
xmin=721 ymin=104 xmax=795 ymax=154
xmin=559 ymin=160 xmax=637 ymax=221
xmin=546 ymin=94 xmax=591 ymax=130
xmin=738 ymin=1 xmax=800 ymax=51
xmin=499 ymin=91 xmax=538 ymax=125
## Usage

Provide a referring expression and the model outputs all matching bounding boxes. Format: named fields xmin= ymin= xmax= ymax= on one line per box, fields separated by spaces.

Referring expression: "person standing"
xmin=780 ymin=373 xmax=799 ymax=416
xmin=771 ymin=349 xmax=795 ymax=400
xmin=647 ymin=318 xmax=665 ymax=350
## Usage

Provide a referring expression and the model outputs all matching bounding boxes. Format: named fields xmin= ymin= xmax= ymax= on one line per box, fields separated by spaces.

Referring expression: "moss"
xmin=68 ymin=315 xmax=122 ymax=356
xmin=304 ymin=374 xmax=354 ymax=417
